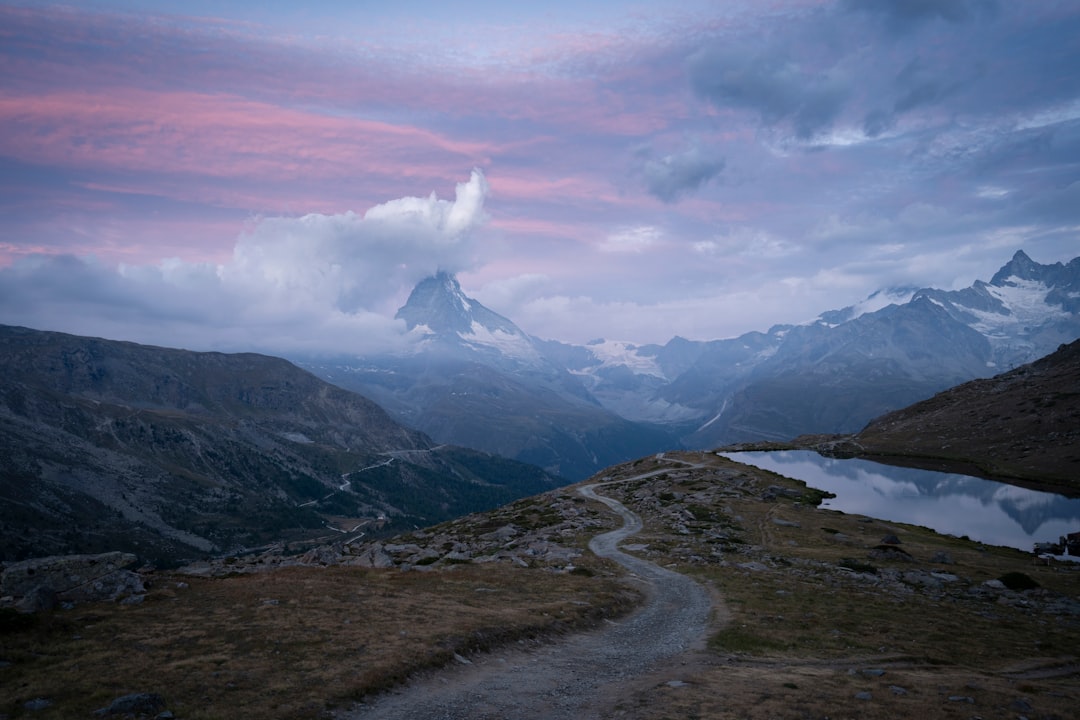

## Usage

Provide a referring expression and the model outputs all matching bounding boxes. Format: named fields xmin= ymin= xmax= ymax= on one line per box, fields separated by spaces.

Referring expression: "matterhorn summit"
xmin=395 ymin=271 xmax=542 ymax=366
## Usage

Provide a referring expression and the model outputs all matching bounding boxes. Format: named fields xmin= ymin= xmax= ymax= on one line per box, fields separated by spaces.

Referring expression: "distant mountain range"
xmin=0 ymin=325 xmax=562 ymax=564
xmin=298 ymin=250 xmax=1080 ymax=479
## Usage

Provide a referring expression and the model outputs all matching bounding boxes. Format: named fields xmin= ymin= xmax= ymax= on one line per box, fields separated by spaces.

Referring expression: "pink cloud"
xmin=0 ymin=214 xmax=242 ymax=268
xmin=1 ymin=4 xmax=692 ymax=141
xmin=0 ymin=89 xmax=495 ymax=179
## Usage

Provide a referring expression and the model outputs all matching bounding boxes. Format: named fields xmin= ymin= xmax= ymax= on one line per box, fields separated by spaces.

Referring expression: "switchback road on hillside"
xmin=344 ymin=465 xmax=713 ymax=720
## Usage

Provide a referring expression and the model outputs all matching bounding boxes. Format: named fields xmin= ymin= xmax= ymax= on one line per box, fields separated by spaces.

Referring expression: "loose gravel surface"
xmin=341 ymin=471 xmax=713 ymax=720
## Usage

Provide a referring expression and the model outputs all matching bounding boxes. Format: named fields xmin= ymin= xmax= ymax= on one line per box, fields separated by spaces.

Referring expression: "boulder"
xmin=93 ymin=692 xmax=165 ymax=717
xmin=1 ymin=552 xmax=144 ymax=608
xmin=351 ymin=544 xmax=395 ymax=568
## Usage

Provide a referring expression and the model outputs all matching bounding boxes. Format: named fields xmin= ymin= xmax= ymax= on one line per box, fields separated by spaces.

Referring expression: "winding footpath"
xmin=345 ymin=466 xmax=712 ymax=720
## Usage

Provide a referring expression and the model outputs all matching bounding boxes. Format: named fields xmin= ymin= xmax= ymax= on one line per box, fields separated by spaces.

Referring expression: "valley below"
xmin=4 ymin=451 xmax=1078 ymax=719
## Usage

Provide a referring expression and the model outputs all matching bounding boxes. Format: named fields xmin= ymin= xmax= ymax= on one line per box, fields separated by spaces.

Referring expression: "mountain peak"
xmin=395 ymin=272 xmax=540 ymax=362
xmin=395 ymin=271 xmax=473 ymax=334
xmin=990 ymin=249 xmax=1044 ymax=286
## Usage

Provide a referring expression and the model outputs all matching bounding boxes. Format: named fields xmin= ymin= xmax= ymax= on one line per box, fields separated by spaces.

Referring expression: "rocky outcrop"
xmin=1 ymin=551 xmax=145 ymax=612
xmin=176 ymin=493 xmax=601 ymax=577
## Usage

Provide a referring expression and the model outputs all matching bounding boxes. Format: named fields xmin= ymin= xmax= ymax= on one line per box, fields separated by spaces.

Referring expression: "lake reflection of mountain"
xmin=721 ymin=451 xmax=1080 ymax=551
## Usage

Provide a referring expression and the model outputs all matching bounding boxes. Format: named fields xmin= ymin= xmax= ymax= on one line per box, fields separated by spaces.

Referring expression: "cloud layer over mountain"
xmin=0 ymin=172 xmax=488 ymax=354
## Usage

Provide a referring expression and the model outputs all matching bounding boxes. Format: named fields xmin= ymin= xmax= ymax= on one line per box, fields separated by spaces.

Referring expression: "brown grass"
xmin=0 ymin=563 xmax=637 ymax=719
xmin=596 ymin=451 xmax=1080 ymax=719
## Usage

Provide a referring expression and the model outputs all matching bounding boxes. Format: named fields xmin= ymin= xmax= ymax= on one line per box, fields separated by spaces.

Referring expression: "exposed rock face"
xmin=1 ymin=552 xmax=144 ymax=610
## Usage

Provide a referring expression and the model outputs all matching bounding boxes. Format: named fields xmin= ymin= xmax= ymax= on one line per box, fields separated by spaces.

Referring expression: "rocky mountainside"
xmin=298 ymin=273 xmax=676 ymax=481
xmin=831 ymin=338 xmax=1080 ymax=493
xmin=0 ymin=324 xmax=562 ymax=565
xmin=547 ymin=250 xmax=1080 ymax=446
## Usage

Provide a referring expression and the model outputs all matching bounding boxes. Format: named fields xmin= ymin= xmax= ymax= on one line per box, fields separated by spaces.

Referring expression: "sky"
xmin=1 ymin=0 xmax=1078 ymax=356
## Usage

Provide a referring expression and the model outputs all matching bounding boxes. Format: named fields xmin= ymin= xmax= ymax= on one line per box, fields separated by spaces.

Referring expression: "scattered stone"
xmin=763 ymin=486 xmax=803 ymax=500
xmin=889 ymin=685 xmax=908 ymax=695
xmin=23 ymin=698 xmax=51 ymax=711
xmin=353 ymin=544 xmax=395 ymax=569
xmin=483 ymin=524 xmax=521 ymax=542
xmin=902 ymin=570 xmax=945 ymax=589
xmin=453 ymin=653 xmax=472 ymax=665
xmin=868 ymin=547 xmax=915 ymax=562
xmin=947 ymin=695 xmax=974 ymax=703
xmin=931 ymin=551 xmax=954 ymax=564
xmin=1 ymin=552 xmax=143 ymax=610
xmin=299 ymin=545 xmax=342 ymax=565
xmin=930 ymin=572 xmax=959 ymax=583
xmin=860 ymin=668 xmax=885 ymax=677
xmin=854 ymin=691 xmax=872 ymax=700
xmin=881 ymin=534 xmax=901 ymax=545
xmin=737 ymin=561 xmax=770 ymax=572
xmin=772 ymin=518 xmax=800 ymax=528
xmin=93 ymin=693 xmax=165 ymax=717
xmin=665 ymin=680 xmax=688 ymax=688
xmin=1010 ymin=698 xmax=1034 ymax=712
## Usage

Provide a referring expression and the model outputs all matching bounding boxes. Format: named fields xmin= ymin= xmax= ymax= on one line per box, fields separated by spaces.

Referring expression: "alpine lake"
xmin=719 ymin=450 xmax=1080 ymax=554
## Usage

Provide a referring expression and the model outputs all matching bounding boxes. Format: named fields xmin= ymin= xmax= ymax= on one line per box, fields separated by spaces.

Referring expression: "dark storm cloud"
xmin=842 ymin=0 xmax=998 ymax=34
xmin=640 ymin=145 xmax=726 ymax=203
xmin=688 ymin=45 xmax=849 ymax=140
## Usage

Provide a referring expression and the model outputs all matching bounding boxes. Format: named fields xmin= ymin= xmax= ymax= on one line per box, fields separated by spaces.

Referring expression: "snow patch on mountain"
xmin=580 ymin=340 xmax=666 ymax=378
xmin=970 ymin=278 xmax=1071 ymax=338
xmin=460 ymin=320 xmax=541 ymax=362
xmin=814 ymin=287 xmax=918 ymax=327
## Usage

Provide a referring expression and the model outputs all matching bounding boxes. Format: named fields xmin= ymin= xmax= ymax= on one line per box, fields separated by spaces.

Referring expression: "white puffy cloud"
xmin=0 ymin=171 xmax=490 ymax=356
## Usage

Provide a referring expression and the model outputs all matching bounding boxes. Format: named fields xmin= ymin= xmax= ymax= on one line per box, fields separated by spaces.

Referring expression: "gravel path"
xmin=342 ymin=471 xmax=713 ymax=720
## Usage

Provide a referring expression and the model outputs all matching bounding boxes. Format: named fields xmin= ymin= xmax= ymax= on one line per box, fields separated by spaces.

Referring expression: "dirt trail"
xmin=342 ymin=470 xmax=713 ymax=720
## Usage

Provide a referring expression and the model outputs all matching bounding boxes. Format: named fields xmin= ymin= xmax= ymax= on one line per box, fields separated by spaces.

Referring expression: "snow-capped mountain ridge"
xmin=527 ymin=249 xmax=1079 ymax=440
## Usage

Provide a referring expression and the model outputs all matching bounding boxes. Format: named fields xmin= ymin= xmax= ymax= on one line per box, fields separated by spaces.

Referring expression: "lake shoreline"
xmin=717 ymin=449 xmax=1080 ymax=553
